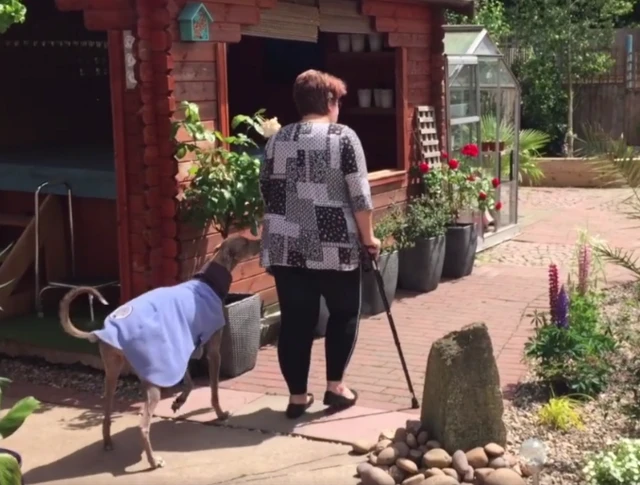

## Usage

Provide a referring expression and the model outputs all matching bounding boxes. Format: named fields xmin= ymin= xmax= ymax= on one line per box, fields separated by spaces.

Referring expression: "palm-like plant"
xmin=480 ymin=114 xmax=551 ymax=185
xmin=576 ymin=123 xmax=640 ymax=277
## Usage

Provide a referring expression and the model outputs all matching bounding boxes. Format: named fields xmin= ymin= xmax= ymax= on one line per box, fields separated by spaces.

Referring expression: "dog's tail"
xmin=59 ymin=287 xmax=108 ymax=343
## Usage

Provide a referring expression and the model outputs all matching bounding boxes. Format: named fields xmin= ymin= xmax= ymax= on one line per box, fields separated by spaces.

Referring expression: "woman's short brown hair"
xmin=293 ymin=70 xmax=347 ymax=117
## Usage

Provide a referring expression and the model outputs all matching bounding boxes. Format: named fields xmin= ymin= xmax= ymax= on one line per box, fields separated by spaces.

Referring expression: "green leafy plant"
xmin=373 ymin=213 xmax=401 ymax=254
xmin=525 ymin=290 xmax=616 ymax=396
xmin=0 ymin=377 xmax=39 ymax=485
xmin=172 ymin=101 xmax=269 ymax=239
xmin=583 ymin=439 xmax=640 ymax=485
xmin=0 ymin=0 xmax=26 ymax=34
xmin=480 ymin=114 xmax=551 ymax=184
xmin=391 ymin=196 xmax=448 ymax=250
xmin=446 ymin=0 xmax=512 ymax=44
xmin=537 ymin=394 xmax=585 ymax=431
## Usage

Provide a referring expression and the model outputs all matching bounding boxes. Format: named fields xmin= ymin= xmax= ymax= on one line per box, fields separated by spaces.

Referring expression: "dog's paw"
xmin=151 ymin=456 xmax=166 ymax=469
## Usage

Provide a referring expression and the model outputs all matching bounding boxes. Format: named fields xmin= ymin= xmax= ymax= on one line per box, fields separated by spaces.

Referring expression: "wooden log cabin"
xmin=0 ymin=0 xmax=473 ymax=317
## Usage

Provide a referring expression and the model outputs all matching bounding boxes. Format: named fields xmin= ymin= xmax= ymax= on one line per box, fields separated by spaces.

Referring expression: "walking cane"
xmin=364 ymin=249 xmax=420 ymax=409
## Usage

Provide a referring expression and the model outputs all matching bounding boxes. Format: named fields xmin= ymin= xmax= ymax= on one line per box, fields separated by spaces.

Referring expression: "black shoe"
xmin=323 ymin=389 xmax=358 ymax=410
xmin=285 ymin=394 xmax=315 ymax=419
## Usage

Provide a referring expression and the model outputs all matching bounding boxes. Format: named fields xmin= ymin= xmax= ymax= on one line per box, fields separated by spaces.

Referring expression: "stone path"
xmin=221 ymin=187 xmax=639 ymax=411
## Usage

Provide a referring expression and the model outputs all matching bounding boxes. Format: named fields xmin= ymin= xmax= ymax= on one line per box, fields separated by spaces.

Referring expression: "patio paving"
xmin=220 ymin=187 xmax=640 ymax=411
xmin=5 ymin=187 xmax=640 ymax=452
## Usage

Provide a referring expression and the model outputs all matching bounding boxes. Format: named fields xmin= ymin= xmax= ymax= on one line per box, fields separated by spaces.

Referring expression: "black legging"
xmin=271 ymin=265 xmax=361 ymax=395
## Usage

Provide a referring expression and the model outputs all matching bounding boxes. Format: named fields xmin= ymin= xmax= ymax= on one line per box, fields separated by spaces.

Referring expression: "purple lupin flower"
xmin=548 ymin=264 xmax=559 ymax=323
xmin=555 ymin=285 xmax=570 ymax=328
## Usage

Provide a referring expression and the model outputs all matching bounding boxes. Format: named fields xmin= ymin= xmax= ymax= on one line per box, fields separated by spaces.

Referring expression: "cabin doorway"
xmin=0 ymin=0 xmax=121 ymax=320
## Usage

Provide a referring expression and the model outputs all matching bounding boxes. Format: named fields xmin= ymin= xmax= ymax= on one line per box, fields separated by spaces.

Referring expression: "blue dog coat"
xmin=93 ymin=279 xmax=225 ymax=388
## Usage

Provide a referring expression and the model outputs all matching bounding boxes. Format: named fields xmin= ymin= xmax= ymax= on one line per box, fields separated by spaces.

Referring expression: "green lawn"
xmin=0 ymin=311 xmax=110 ymax=355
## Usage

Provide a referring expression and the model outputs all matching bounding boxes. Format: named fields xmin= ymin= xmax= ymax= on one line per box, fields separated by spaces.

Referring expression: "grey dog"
xmin=58 ymin=235 xmax=261 ymax=469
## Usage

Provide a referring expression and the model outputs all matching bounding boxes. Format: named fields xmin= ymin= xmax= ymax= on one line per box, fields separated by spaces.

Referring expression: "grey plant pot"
xmin=361 ymin=250 xmax=399 ymax=317
xmin=398 ymin=235 xmax=446 ymax=293
xmin=442 ymin=223 xmax=478 ymax=279
xmin=220 ymin=293 xmax=262 ymax=378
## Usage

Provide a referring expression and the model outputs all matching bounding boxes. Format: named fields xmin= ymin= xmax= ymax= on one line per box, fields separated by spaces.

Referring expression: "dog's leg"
xmin=207 ymin=326 xmax=229 ymax=420
xmin=171 ymin=370 xmax=194 ymax=413
xmin=99 ymin=343 xmax=124 ymax=451
xmin=140 ymin=383 xmax=164 ymax=469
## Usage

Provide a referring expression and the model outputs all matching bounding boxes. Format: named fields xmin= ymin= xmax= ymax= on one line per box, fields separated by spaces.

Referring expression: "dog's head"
xmin=211 ymin=236 xmax=261 ymax=273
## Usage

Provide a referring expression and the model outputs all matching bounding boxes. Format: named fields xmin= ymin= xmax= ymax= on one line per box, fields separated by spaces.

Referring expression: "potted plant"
xmin=393 ymin=194 xmax=448 ymax=293
xmin=0 ymin=378 xmax=39 ymax=485
xmin=418 ymin=145 xmax=500 ymax=279
xmin=360 ymin=213 xmax=399 ymax=317
xmin=173 ymin=101 xmax=280 ymax=378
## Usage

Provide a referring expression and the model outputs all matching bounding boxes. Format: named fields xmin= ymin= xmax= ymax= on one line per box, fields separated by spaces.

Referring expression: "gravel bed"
xmin=502 ymin=282 xmax=640 ymax=485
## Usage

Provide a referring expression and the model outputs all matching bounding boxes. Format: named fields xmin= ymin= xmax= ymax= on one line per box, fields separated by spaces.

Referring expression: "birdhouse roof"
xmin=178 ymin=3 xmax=214 ymax=22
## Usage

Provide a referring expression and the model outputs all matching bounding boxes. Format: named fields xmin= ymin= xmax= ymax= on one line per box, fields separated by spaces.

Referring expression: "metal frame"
xmin=35 ymin=180 xmax=119 ymax=321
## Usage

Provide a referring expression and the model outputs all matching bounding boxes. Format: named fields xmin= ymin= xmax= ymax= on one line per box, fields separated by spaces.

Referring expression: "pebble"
xmin=362 ymin=466 xmax=395 ymax=485
xmin=394 ymin=442 xmax=410 ymax=459
xmin=484 ymin=468 xmax=526 ymax=485
xmin=389 ymin=465 xmax=406 ymax=483
xmin=378 ymin=446 xmax=399 ymax=466
xmin=402 ymin=473 xmax=425 ymax=485
xmin=442 ymin=468 xmax=459 ymax=480
xmin=421 ymin=476 xmax=459 ymax=485
xmin=426 ymin=440 xmax=442 ymax=450
xmin=465 ymin=447 xmax=489 ymax=468
xmin=380 ymin=429 xmax=396 ymax=441
xmin=425 ymin=468 xmax=445 ymax=477
xmin=485 ymin=443 xmax=505 ymax=457
xmin=406 ymin=433 xmax=418 ymax=449
xmin=396 ymin=458 xmax=419 ymax=475
xmin=352 ymin=440 xmax=374 ymax=455
xmin=357 ymin=462 xmax=374 ymax=477
xmin=452 ymin=449 xmax=470 ymax=474
xmin=394 ymin=427 xmax=408 ymax=443
xmin=406 ymin=420 xmax=422 ymax=435
xmin=474 ymin=468 xmax=494 ymax=485
xmin=424 ymin=448 xmax=452 ymax=468
xmin=417 ymin=431 xmax=429 ymax=445
xmin=408 ymin=449 xmax=423 ymax=464
xmin=489 ymin=457 xmax=508 ymax=469
xmin=369 ymin=453 xmax=378 ymax=466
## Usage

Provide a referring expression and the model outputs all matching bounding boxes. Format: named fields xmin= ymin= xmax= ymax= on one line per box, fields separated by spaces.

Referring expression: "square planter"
xmin=398 ymin=235 xmax=446 ymax=293
xmin=220 ymin=293 xmax=262 ymax=378
xmin=361 ymin=251 xmax=399 ymax=317
xmin=442 ymin=223 xmax=478 ymax=279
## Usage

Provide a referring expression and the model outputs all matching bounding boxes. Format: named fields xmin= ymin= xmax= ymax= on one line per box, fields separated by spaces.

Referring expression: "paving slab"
xmin=2 ymin=401 xmax=362 ymax=485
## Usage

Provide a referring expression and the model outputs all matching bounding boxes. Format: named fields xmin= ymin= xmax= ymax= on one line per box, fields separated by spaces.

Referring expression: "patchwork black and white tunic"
xmin=259 ymin=122 xmax=373 ymax=271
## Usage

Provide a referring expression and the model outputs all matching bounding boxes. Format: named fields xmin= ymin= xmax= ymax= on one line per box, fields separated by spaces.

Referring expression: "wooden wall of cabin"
xmin=166 ymin=0 xmax=447 ymax=307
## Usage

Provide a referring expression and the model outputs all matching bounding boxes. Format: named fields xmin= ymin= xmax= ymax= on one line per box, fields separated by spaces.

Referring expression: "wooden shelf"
xmin=327 ymin=51 xmax=395 ymax=62
xmin=342 ymin=107 xmax=395 ymax=116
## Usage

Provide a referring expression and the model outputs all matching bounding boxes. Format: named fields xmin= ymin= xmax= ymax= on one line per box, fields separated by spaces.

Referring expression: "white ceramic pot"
xmin=368 ymin=33 xmax=383 ymax=52
xmin=357 ymin=89 xmax=373 ymax=108
xmin=351 ymin=34 xmax=366 ymax=53
xmin=380 ymin=89 xmax=394 ymax=109
xmin=373 ymin=89 xmax=383 ymax=108
xmin=337 ymin=34 xmax=351 ymax=53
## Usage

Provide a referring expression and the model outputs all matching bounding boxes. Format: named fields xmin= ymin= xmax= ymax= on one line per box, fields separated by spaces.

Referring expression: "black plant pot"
xmin=442 ymin=223 xmax=478 ymax=279
xmin=398 ymin=235 xmax=446 ymax=292
xmin=361 ymin=251 xmax=399 ymax=317
xmin=0 ymin=448 xmax=23 ymax=485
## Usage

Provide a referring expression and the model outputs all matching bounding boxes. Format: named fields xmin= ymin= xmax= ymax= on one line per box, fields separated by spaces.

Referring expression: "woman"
xmin=259 ymin=69 xmax=381 ymax=419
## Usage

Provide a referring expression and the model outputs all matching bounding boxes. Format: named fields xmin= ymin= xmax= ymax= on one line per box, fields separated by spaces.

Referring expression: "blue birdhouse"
xmin=178 ymin=2 xmax=214 ymax=42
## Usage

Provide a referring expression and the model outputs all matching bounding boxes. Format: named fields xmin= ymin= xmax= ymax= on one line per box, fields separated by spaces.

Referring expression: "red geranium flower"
xmin=492 ymin=177 xmax=500 ymax=188
xmin=467 ymin=175 xmax=476 ymax=182
xmin=448 ymin=159 xmax=459 ymax=170
xmin=461 ymin=144 xmax=479 ymax=157
xmin=441 ymin=150 xmax=449 ymax=160
xmin=478 ymin=191 xmax=487 ymax=201
xmin=495 ymin=201 xmax=503 ymax=211
xmin=418 ymin=162 xmax=430 ymax=174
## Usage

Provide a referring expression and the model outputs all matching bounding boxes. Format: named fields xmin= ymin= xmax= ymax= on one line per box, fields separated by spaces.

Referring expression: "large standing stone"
xmin=419 ymin=323 xmax=507 ymax=453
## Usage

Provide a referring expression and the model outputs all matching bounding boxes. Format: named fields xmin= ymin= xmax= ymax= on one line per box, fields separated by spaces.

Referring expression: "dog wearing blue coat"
xmin=58 ymin=236 xmax=261 ymax=469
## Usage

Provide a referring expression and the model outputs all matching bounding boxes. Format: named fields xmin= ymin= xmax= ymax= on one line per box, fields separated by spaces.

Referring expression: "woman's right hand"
xmin=361 ymin=235 xmax=381 ymax=260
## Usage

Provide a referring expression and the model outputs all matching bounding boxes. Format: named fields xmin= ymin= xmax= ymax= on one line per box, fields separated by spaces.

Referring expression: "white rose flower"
xmin=261 ymin=117 xmax=281 ymax=138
